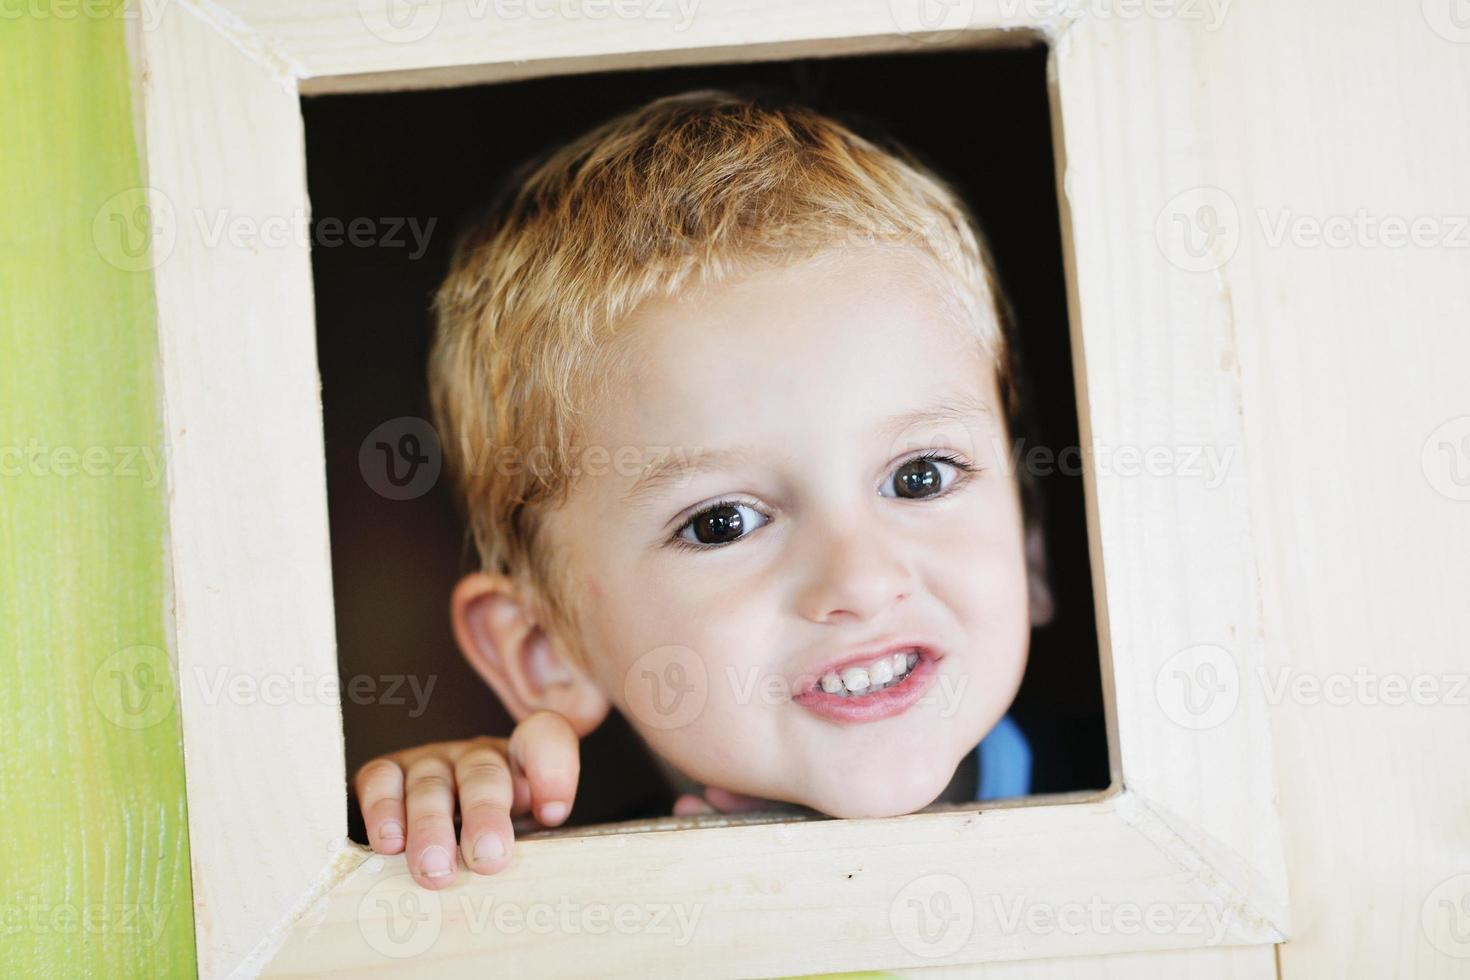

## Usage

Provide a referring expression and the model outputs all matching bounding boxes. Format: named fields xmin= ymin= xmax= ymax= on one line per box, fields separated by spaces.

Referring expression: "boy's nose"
xmin=793 ymin=518 xmax=916 ymax=625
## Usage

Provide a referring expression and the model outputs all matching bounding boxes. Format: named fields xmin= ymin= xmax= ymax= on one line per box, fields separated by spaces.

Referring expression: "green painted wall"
xmin=0 ymin=7 xmax=196 ymax=978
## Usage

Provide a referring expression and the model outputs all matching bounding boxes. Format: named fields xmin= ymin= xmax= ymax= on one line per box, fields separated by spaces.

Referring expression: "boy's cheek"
xmin=608 ymin=636 xmax=756 ymax=742
xmin=926 ymin=541 xmax=1029 ymax=622
xmin=634 ymin=717 xmax=761 ymax=792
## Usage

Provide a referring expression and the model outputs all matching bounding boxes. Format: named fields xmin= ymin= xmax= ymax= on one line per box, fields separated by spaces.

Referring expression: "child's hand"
xmin=352 ymin=709 xmax=579 ymax=889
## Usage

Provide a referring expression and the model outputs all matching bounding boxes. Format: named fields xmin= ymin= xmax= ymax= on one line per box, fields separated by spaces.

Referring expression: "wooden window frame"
xmin=129 ymin=2 xmax=1289 ymax=975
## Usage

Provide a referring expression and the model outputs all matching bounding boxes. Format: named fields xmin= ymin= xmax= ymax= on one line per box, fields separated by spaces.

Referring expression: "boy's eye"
xmin=675 ymin=501 xmax=770 ymax=548
xmin=879 ymin=452 xmax=972 ymax=500
xmin=670 ymin=453 xmax=975 ymax=551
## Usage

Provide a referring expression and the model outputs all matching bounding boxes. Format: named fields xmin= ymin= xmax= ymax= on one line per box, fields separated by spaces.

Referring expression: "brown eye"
xmin=881 ymin=454 xmax=970 ymax=501
xmin=675 ymin=501 xmax=769 ymax=548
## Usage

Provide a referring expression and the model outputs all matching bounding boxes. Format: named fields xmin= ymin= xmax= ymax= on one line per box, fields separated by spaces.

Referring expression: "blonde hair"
xmin=429 ymin=88 xmax=1019 ymax=659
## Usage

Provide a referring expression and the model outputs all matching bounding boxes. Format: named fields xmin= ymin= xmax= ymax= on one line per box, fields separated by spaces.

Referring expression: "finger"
xmin=403 ymin=755 xmax=460 ymax=889
xmin=445 ymin=735 xmax=527 ymax=813
xmin=504 ymin=740 xmax=532 ymax=816
xmin=508 ymin=710 xmax=580 ymax=827
xmin=672 ymin=794 xmax=716 ymax=816
xmin=703 ymin=786 xmax=773 ymax=813
xmin=453 ymin=745 xmax=516 ymax=874
xmin=354 ymin=759 xmax=408 ymax=855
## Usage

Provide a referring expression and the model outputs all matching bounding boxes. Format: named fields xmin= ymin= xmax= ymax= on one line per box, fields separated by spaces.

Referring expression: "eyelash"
xmin=667 ymin=451 xmax=978 ymax=553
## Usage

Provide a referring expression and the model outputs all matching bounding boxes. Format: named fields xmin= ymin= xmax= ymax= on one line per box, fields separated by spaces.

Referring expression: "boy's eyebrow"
xmin=623 ymin=445 xmax=765 ymax=508
xmin=622 ymin=394 xmax=995 ymax=508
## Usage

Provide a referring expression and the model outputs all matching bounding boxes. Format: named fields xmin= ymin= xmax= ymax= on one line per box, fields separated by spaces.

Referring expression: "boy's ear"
xmin=1025 ymin=522 xmax=1056 ymax=628
xmin=450 ymin=571 xmax=610 ymax=738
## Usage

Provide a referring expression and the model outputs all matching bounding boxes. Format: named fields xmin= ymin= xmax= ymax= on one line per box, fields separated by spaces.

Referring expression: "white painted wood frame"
xmin=129 ymin=2 xmax=1293 ymax=977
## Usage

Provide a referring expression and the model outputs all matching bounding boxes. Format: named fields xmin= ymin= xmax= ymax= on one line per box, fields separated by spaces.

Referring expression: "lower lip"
xmin=791 ymin=653 xmax=939 ymax=725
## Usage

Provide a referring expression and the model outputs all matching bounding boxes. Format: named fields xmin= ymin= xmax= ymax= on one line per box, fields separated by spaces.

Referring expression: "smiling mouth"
xmin=790 ymin=646 xmax=940 ymax=724
xmin=814 ymin=650 xmax=921 ymax=698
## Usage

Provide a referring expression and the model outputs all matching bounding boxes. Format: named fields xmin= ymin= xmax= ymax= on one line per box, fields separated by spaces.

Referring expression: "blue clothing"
xmin=974 ymin=713 xmax=1032 ymax=800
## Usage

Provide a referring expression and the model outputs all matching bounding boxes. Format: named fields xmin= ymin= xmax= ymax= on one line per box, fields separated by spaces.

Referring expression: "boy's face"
xmin=543 ymin=245 xmax=1030 ymax=818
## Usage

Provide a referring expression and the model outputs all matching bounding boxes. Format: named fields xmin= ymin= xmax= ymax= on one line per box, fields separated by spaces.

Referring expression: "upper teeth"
xmin=819 ymin=651 xmax=920 ymax=697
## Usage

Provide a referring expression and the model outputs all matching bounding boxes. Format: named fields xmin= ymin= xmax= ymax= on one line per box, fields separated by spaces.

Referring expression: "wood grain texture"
xmin=903 ymin=940 xmax=1274 ymax=979
xmin=261 ymin=793 xmax=1281 ymax=976
xmin=1198 ymin=1 xmax=1470 ymax=977
xmin=127 ymin=0 xmax=1470 ymax=976
xmin=134 ymin=3 xmax=348 ymax=977
xmin=1050 ymin=8 xmax=1290 ymax=931
xmin=0 ymin=7 xmax=195 ymax=978
xmin=133 ymin=2 xmax=1291 ymax=977
xmin=201 ymin=0 xmax=1054 ymax=94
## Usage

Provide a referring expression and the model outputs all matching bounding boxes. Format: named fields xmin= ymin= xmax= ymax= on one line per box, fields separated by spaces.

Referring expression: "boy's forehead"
xmin=590 ymin=246 xmax=999 ymax=447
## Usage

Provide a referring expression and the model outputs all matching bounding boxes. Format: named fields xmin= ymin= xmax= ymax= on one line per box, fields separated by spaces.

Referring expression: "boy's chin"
xmin=790 ymin=762 xmax=958 ymax=820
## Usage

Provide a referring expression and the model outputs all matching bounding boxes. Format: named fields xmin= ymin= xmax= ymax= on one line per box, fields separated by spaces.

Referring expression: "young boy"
xmin=352 ymin=89 xmax=1050 ymax=890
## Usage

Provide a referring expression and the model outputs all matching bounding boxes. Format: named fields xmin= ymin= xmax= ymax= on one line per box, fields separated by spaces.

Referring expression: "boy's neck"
xmin=935 ymin=745 xmax=979 ymax=804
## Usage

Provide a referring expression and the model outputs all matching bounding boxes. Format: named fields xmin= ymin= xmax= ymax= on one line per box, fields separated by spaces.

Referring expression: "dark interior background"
xmin=301 ymin=42 xmax=1110 ymax=838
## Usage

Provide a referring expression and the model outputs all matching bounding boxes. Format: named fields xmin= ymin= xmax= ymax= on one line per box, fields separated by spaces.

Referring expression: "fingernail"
xmin=537 ymin=802 xmax=568 ymax=824
xmin=473 ymin=833 xmax=505 ymax=862
xmin=419 ymin=845 xmax=453 ymax=878
xmin=379 ymin=821 xmax=404 ymax=841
